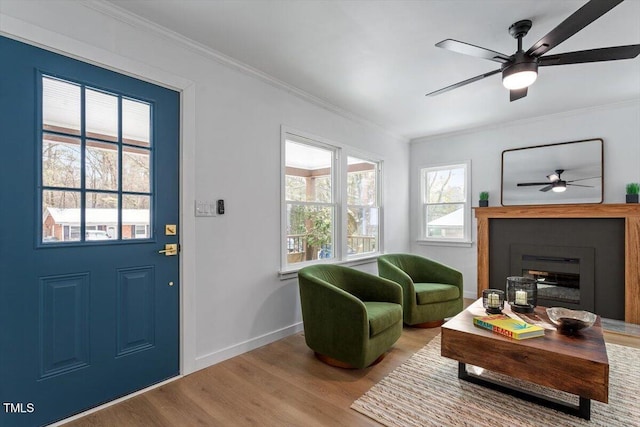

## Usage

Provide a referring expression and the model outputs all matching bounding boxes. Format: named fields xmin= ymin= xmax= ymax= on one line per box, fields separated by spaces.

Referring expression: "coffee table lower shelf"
xmin=458 ymin=362 xmax=591 ymax=420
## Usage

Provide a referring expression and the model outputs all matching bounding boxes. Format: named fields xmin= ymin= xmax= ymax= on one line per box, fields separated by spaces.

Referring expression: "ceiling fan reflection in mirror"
xmin=516 ymin=169 xmax=599 ymax=193
xmin=426 ymin=0 xmax=640 ymax=101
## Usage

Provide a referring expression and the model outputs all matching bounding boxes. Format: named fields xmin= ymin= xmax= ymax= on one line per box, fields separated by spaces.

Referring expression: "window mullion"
xmin=424 ymin=201 xmax=465 ymax=206
xmin=80 ymin=85 xmax=87 ymax=241
xmin=337 ymin=150 xmax=347 ymax=262
xmin=117 ymin=96 xmax=123 ymax=240
xmin=285 ymin=201 xmax=336 ymax=208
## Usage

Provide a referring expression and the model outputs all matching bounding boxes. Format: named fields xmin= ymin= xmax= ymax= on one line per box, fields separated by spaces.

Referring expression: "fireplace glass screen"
xmin=523 ymin=266 xmax=580 ymax=305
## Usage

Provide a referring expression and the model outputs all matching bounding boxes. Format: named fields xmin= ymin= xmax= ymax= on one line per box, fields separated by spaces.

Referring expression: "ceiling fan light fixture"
xmin=502 ymin=61 xmax=538 ymax=90
xmin=552 ymin=181 xmax=567 ymax=192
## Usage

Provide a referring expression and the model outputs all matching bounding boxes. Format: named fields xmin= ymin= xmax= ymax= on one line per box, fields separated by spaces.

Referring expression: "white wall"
xmin=0 ymin=1 xmax=410 ymax=374
xmin=410 ymin=100 xmax=640 ymax=298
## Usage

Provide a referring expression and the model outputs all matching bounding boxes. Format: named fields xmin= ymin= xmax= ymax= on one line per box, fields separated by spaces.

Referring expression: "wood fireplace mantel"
xmin=474 ymin=204 xmax=640 ymax=324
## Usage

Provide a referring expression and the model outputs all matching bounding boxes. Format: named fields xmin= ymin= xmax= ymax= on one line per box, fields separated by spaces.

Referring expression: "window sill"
xmin=416 ymin=239 xmax=474 ymax=248
xmin=278 ymin=254 xmax=378 ymax=281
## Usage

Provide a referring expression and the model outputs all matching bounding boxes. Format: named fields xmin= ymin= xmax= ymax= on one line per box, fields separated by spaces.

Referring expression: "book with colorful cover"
xmin=473 ymin=314 xmax=545 ymax=340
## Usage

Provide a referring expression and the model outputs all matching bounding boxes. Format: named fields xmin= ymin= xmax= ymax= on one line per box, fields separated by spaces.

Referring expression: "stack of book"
xmin=473 ymin=314 xmax=544 ymax=340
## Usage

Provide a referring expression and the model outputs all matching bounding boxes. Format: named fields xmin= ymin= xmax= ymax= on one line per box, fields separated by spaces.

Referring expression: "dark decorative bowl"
xmin=546 ymin=307 xmax=597 ymax=335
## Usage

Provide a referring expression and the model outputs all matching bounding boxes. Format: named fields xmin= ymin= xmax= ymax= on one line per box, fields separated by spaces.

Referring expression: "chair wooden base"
xmin=410 ymin=319 xmax=444 ymax=328
xmin=314 ymin=352 xmax=386 ymax=369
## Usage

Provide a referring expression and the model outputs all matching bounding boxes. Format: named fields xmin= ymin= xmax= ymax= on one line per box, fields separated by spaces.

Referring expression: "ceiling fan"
xmin=516 ymin=169 xmax=599 ymax=192
xmin=426 ymin=0 xmax=640 ymax=101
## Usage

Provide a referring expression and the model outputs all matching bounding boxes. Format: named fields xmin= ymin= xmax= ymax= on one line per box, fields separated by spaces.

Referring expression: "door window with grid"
xmin=41 ymin=76 xmax=152 ymax=243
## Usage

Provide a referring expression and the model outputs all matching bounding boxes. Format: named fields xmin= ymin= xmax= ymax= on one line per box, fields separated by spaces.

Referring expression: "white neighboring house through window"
xmin=420 ymin=161 xmax=471 ymax=244
xmin=282 ymin=129 xmax=382 ymax=271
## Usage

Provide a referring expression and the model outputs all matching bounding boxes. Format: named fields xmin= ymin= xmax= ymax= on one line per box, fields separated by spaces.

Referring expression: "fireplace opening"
xmin=510 ymin=244 xmax=594 ymax=312
xmin=521 ymin=255 xmax=580 ymax=305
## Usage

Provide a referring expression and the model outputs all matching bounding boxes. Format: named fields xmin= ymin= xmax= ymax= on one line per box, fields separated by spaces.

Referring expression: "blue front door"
xmin=0 ymin=36 xmax=180 ymax=426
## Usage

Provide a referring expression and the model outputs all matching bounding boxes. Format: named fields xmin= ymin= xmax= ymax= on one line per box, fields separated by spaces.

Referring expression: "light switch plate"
xmin=195 ymin=200 xmax=216 ymax=217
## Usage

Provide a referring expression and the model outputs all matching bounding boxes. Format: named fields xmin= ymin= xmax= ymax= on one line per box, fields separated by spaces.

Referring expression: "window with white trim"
xmin=420 ymin=162 xmax=470 ymax=243
xmin=282 ymin=131 xmax=382 ymax=269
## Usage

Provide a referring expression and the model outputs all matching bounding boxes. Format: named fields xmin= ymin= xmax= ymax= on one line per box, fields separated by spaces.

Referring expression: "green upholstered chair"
xmin=297 ymin=264 xmax=403 ymax=369
xmin=377 ymin=253 xmax=463 ymax=328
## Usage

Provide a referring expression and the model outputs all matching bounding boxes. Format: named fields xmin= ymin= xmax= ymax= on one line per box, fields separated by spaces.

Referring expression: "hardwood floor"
xmin=64 ymin=326 xmax=439 ymax=427
xmin=65 ymin=304 xmax=640 ymax=427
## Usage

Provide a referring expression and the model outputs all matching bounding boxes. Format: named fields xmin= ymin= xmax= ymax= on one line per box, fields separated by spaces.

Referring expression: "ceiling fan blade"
xmin=526 ymin=0 xmax=624 ymax=57
xmin=567 ymin=183 xmax=594 ymax=188
xmin=540 ymin=185 xmax=553 ymax=192
xmin=567 ymin=176 xmax=601 ymax=183
xmin=517 ymin=182 xmax=550 ymax=187
xmin=436 ymin=39 xmax=511 ymax=63
xmin=510 ymin=88 xmax=528 ymax=102
xmin=425 ymin=69 xmax=501 ymax=97
xmin=540 ymin=45 xmax=640 ymax=66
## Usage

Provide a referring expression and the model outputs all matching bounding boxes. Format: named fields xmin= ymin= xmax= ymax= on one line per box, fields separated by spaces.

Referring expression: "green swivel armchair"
xmin=378 ymin=254 xmax=463 ymax=327
xmin=297 ymin=264 xmax=403 ymax=369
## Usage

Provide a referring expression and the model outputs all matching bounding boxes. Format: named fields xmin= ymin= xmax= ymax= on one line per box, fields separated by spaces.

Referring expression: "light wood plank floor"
xmin=65 ymin=305 xmax=640 ymax=426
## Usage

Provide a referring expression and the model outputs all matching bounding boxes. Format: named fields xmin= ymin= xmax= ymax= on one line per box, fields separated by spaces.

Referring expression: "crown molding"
xmin=82 ymin=0 xmax=407 ymax=144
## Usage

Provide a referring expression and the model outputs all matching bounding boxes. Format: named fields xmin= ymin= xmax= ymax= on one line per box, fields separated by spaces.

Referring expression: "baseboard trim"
xmin=464 ymin=291 xmax=478 ymax=299
xmin=194 ymin=322 xmax=304 ymax=371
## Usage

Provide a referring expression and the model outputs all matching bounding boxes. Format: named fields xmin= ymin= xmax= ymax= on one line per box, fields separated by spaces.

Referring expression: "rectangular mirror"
xmin=501 ymin=139 xmax=603 ymax=206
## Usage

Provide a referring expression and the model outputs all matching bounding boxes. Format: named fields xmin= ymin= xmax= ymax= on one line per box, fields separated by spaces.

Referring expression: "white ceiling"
xmin=106 ymin=0 xmax=640 ymax=140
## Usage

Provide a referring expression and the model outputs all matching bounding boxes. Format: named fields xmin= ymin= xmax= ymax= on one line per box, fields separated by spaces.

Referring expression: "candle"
xmin=515 ymin=290 xmax=527 ymax=305
xmin=487 ymin=292 xmax=500 ymax=308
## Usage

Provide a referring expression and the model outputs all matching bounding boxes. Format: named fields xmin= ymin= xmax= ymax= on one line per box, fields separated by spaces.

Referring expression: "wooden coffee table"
xmin=441 ymin=299 xmax=609 ymax=420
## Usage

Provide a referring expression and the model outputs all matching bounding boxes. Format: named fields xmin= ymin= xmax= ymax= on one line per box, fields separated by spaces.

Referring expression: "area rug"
xmin=351 ymin=336 xmax=640 ymax=427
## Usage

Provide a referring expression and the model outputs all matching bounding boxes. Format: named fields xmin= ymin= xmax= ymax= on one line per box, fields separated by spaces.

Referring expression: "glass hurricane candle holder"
xmin=506 ymin=276 xmax=537 ymax=313
xmin=482 ymin=289 xmax=505 ymax=314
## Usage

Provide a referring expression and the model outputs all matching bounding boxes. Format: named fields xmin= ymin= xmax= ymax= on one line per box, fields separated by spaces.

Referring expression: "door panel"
xmin=116 ymin=266 xmax=156 ymax=356
xmin=0 ymin=36 xmax=180 ymax=427
xmin=39 ymin=273 xmax=91 ymax=379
